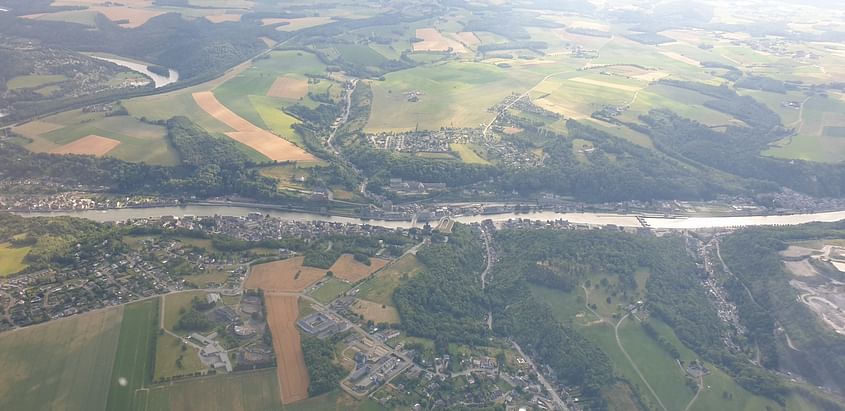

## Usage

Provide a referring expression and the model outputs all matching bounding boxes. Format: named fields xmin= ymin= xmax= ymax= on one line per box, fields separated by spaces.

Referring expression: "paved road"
xmin=511 ymin=341 xmax=570 ymax=411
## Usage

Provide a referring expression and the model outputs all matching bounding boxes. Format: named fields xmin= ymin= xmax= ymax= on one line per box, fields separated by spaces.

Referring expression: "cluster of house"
xmin=386 ymin=179 xmax=447 ymax=196
xmin=0 ymin=189 xmax=176 ymax=212
xmin=367 ymin=128 xmax=482 ymax=153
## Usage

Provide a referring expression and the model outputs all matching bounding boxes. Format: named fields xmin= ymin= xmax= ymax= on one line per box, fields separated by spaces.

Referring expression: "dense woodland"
xmin=393 ymin=225 xmax=489 ymax=347
xmin=301 ymin=334 xmax=347 ymax=396
xmin=720 ymin=223 xmax=845 ymax=394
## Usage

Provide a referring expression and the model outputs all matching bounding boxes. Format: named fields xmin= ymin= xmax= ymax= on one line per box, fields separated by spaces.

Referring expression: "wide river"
xmin=90 ymin=56 xmax=179 ymax=88
xmin=14 ymin=205 xmax=845 ymax=230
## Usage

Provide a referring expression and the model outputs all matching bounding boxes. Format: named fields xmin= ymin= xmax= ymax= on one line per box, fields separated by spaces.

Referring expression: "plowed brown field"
xmin=51 ymin=135 xmax=121 ymax=156
xmin=328 ymin=254 xmax=389 ymax=282
xmin=265 ymin=295 xmax=309 ymax=404
xmin=246 ymin=257 xmax=326 ymax=292
xmin=192 ymin=91 xmax=315 ymax=161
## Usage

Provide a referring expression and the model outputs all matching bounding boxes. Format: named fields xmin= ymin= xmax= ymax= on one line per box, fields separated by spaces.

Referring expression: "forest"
xmin=301 ymin=334 xmax=348 ymax=396
xmin=720 ymin=223 xmax=845 ymax=394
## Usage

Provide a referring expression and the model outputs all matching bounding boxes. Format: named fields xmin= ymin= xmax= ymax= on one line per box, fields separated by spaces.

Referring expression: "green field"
xmin=21 ymin=112 xmax=180 ymax=166
xmin=0 ymin=243 xmax=30 ymax=277
xmin=106 ymin=298 xmax=159 ymax=411
xmin=0 ymin=306 xmax=123 ymax=411
xmin=145 ymin=368 xmax=282 ymax=411
xmin=6 ymin=74 xmax=67 ymax=90
xmin=356 ymin=254 xmax=424 ymax=306
xmin=764 ymin=96 xmax=845 ymax=163
xmin=163 ymin=291 xmax=208 ymax=333
xmin=366 ymin=61 xmax=544 ymax=132
xmin=153 ymin=333 xmax=206 ymax=381
xmin=311 ymin=277 xmax=353 ymax=303
xmin=450 ymin=143 xmax=489 ymax=164
xmin=125 ymin=92 xmax=234 ymax=134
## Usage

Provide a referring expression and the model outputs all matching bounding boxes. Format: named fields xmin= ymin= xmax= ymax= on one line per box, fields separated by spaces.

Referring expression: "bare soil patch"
xmin=51 ymin=135 xmax=121 ymax=156
xmin=267 ymin=76 xmax=308 ymax=99
xmin=570 ymin=77 xmax=641 ymax=92
xmin=265 ymin=295 xmax=309 ymax=404
xmin=192 ymin=91 xmax=315 ymax=161
xmin=413 ymin=28 xmax=467 ymax=53
xmin=784 ymin=260 xmax=819 ymax=277
xmin=246 ymin=257 xmax=326 ymax=292
xmin=328 ymin=254 xmax=389 ymax=283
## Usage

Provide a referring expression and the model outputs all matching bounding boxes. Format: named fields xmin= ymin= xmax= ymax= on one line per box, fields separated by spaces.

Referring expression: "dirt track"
xmin=265 ymin=295 xmax=309 ymax=404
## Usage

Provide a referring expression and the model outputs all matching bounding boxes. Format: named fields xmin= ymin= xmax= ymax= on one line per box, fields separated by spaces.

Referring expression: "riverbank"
xmin=13 ymin=204 xmax=845 ymax=230
xmin=88 ymin=54 xmax=179 ymax=88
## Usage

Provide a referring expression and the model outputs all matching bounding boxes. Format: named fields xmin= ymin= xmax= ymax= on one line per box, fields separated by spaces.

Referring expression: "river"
xmin=14 ymin=205 xmax=845 ymax=230
xmin=90 ymin=56 xmax=179 ymax=88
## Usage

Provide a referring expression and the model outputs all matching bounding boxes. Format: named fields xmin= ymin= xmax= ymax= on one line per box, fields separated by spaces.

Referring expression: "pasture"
xmin=105 ymin=298 xmax=159 ymax=411
xmin=0 ymin=243 xmax=30 ymax=277
xmin=246 ymin=257 xmax=327 ymax=292
xmin=145 ymin=368 xmax=282 ymax=411
xmin=412 ymin=28 xmax=467 ymax=53
xmin=356 ymin=254 xmax=424 ymax=306
xmin=265 ymin=294 xmax=309 ymax=404
xmin=0 ymin=306 xmax=123 ymax=411
xmin=328 ymin=254 xmax=390 ymax=283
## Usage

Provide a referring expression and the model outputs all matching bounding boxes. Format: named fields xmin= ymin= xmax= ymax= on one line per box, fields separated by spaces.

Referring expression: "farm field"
xmin=105 ymin=298 xmax=159 ymax=411
xmin=764 ymin=96 xmax=845 ymax=163
xmin=0 ymin=306 xmax=123 ymax=411
xmin=356 ymin=254 xmax=424 ymax=306
xmin=15 ymin=112 xmax=179 ymax=165
xmin=153 ymin=333 xmax=206 ymax=381
xmin=192 ymin=91 xmax=315 ymax=162
xmin=0 ymin=243 xmax=30 ymax=277
xmin=265 ymin=294 xmax=309 ymax=404
xmin=246 ymin=257 xmax=327 ymax=292
xmin=51 ymin=134 xmax=122 ymax=156
xmin=145 ymin=368 xmax=282 ymax=411
xmin=327 ymin=253 xmax=390 ymax=282
xmin=365 ymin=61 xmax=544 ymax=132
xmin=284 ymin=390 xmax=387 ymax=411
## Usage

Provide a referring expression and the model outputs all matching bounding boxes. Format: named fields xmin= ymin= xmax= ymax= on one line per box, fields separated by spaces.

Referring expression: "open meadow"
xmin=0 ymin=243 xmax=30 ymax=277
xmin=0 ymin=306 xmax=123 ymax=411
xmin=356 ymin=254 xmax=424 ymax=306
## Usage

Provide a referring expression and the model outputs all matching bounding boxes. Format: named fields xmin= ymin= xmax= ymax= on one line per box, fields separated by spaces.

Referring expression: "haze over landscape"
xmin=1 ymin=0 xmax=845 ymax=410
